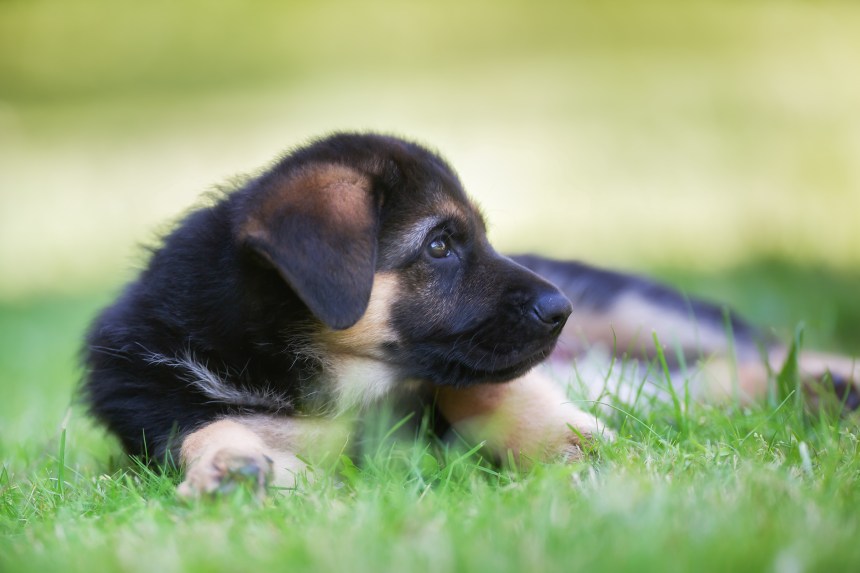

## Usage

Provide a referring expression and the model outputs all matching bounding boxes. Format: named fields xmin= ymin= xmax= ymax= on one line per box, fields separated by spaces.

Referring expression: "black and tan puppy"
xmin=84 ymin=133 xmax=605 ymax=495
xmin=84 ymin=132 xmax=857 ymax=496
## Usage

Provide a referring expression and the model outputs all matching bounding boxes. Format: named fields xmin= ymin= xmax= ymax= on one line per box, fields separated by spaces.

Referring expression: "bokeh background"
xmin=2 ymin=0 xmax=859 ymax=450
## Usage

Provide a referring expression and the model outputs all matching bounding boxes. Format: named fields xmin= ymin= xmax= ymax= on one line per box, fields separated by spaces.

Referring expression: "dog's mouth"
xmin=395 ymin=334 xmax=560 ymax=387
xmin=449 ymin=344 xmax=556 ymax=385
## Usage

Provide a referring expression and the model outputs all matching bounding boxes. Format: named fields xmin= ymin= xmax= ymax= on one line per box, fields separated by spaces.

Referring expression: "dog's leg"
xmin=568 ymin=291 xmax=859 ymax=405
xmin=177 ymin=414 xmax=350 ymax=498
xmin=695 ymin=348 xmax=859 ymax=405
xmin=435 ymin=369 xmax=612 ymax=464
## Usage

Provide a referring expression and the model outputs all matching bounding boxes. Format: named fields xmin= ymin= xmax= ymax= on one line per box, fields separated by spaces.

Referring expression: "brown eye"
xmin=427 ymin=236 xmax=451 ymax=258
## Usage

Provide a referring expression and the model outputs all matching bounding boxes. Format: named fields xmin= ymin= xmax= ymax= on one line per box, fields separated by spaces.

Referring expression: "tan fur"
xmin=326 ymin=357 xmax=401 ymax=414
xmin=180 ymin=418 xmax=265 ymax=466
xmin=240 ymin=163 xmax=373 ymax=242
xmin=178 ymin=418 xmax=272 ymax=498
xmin=697 ymin=348 xmax=859 ymax=403
xmin=771 ymin=348 xmax=858 ymax=382
xmin=436 ymin=369 xmax=612 ymax=464
xmin=178 ymin=415 xmax=351 ymax=498
xmin=562 ymin=292 xmax=737 ymax=359
xmin=313 ymin=272 xmax=404 ymax=412
xmin=435 ymin=197 xmax=475 ymax=225
xmin=685 ymin=357 xmax=775 ymax=403
xmin=383 ymin=196 xmax=485 ymax=262
xmin=321 ymin=272 xmax=400 ymax=358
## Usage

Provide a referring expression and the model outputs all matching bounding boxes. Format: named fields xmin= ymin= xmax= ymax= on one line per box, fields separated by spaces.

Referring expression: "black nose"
xmin=530 ymin=290 xmax=572 ymax=334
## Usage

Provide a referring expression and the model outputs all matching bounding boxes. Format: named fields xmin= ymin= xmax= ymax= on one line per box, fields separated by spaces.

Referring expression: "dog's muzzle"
xmin=526 ymin=288 xmax=572 ymax=337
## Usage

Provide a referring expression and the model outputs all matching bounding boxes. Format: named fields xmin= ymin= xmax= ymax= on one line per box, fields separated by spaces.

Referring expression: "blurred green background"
xmin=1 ymin=0 xmax=859 ymax=446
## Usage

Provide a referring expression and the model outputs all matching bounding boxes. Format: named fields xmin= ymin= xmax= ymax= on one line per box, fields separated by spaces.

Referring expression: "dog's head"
xmin=235 ymin=133 xmax=571 ymax=387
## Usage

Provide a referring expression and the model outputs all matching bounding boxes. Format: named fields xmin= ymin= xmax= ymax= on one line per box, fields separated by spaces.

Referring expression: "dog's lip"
xmin=475 ymin=346 xmax=554 ymax=380
xmin=398 ymin=330 xmax=561 ymax=386
xmin=439 ymin=339 xmax=557 ymax=384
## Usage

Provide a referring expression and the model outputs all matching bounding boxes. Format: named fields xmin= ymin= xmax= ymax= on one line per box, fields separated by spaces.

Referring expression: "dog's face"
xmin=237 ymin=133 xmax=571 ymax=388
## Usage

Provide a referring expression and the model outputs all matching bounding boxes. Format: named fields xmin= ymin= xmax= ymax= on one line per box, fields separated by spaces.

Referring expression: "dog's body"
xmin=83 ymin=133 xmax=858 ymax=496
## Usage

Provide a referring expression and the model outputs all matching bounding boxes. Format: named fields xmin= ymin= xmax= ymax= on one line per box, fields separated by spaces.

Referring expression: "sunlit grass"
xmin=3 ymin=296 xmax=860 ymax=572
xmin=3 ymin=1 xmax=860 ymax=571
xmin=2 ymin=268 xmax=860 ymax=572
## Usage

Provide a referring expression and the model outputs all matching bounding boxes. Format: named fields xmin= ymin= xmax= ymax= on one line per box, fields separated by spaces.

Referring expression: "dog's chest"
xmin=297 ymin=355 xmax=411 ymax=416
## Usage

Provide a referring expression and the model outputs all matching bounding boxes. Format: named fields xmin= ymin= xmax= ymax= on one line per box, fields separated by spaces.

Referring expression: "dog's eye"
xmin=427 ymin=236 xmax=451 ymax=259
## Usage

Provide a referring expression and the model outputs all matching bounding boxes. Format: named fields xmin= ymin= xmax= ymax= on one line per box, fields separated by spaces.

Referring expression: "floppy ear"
xmin=238 ymin=162 xmax=380 ymax=330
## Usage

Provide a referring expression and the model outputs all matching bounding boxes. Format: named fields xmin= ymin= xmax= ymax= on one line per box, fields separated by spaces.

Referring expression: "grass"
xmin=5 ymin=426 xmax=860 ymax=573
xmin=3 ymin=0 xmax=860 ymax=570
xmin=2 ymin=264 xmax=860 ymax=573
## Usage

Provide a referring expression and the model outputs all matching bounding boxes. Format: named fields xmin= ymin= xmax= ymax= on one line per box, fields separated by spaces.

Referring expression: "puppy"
xmin=84 ymin=133 xmax=604 ymax=496
xmin=83 ymin=132 xmax=857 ymax=497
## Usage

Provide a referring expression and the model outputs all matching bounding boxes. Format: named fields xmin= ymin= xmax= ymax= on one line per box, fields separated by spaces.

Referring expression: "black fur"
xmin=87 ymin=132 xmax=795 ymax=463
xmin=83 ymin=133 xmax=570 ymax=460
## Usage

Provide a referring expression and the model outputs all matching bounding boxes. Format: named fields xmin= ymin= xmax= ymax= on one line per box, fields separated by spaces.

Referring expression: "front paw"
xmin=556 ymin=410 xmax=615 ymax=462
xmin=177 ymin=447 xmax=274 ymax=499
xmin=493 ymin=405 xmax=613 ymax=465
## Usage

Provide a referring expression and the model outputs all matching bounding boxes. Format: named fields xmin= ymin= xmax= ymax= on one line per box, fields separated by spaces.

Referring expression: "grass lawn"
xmin=3 ymin=0 xmax=860 ymax=571
xmin=2 ymin=267 xmax=859 ymax=573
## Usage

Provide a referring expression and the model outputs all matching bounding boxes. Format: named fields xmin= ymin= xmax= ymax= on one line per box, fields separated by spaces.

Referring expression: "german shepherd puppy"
xmin=83 ymin=132 xmax=858 ymax=497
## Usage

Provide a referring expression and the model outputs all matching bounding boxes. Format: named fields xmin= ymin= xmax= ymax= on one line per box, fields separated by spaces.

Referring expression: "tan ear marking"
xmin=236 ymin=162 xmax=380 ymax=330
xmin=240 ymin=163 xmax=374 ymax=244
xmin=320 ymin=272 xmax=400 ymax=356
